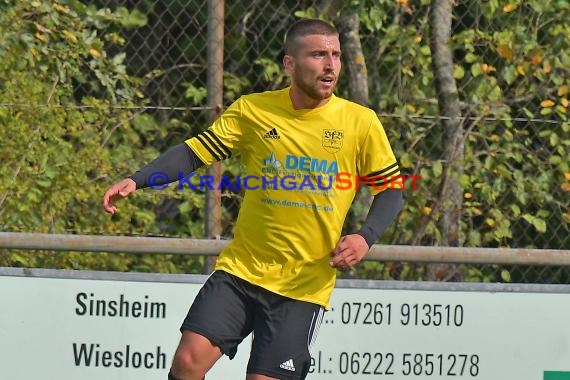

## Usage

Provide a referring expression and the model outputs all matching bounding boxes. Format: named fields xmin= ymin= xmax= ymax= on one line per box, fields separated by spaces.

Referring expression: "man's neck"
xmin=288 ymin=87 xmax=331 ymax=110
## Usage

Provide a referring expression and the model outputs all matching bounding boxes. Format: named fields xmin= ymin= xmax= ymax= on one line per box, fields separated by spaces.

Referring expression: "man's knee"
xmin=171 ymin=346 xmax=194 ymax=371
xmin=169 ymin=331 xmax=221 ymax=379
xmin=170 ymin=347 xmax=202 ymax=379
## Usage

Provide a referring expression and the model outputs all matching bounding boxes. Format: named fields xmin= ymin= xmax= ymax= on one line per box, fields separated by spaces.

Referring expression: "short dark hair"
xmin=284 ymin=19 xmax=338 ymax=55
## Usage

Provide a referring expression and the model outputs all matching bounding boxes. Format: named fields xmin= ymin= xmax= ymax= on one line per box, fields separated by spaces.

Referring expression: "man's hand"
xmin=102 ymin=178 xmax=136 ymax=214
xmin=330 ymin=234 xmax=369 ymax=270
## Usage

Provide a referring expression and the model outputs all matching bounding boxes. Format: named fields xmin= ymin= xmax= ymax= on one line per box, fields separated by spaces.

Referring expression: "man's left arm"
xmin=330 ymin=189 xmax=403 ymax=269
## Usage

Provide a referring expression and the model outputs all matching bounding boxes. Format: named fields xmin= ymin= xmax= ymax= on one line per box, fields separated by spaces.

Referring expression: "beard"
xmin=294 ymin=74 xmax=336 ymax=101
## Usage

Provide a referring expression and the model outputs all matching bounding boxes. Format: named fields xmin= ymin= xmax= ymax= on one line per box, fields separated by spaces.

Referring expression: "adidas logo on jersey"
xmin=279 ymin=359 xmax=296 ymax=371
xmin=263 ymin=128 xmax=281 ymax=139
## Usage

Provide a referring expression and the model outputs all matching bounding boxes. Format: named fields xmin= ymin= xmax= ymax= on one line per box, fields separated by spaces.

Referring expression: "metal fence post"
xmin=204 ymin=0 xmax=224 ymax=274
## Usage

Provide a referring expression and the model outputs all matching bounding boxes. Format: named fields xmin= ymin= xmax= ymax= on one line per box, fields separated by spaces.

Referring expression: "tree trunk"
xmin=428 ymin=0 xmax=464 ymax=279
xmin=336 ymin=13 xmax=369 ymax=106
xmin=319 ymin=1 xmax=372 ymax=244
xmin=319 ymin=1 xmax=369 ymax=106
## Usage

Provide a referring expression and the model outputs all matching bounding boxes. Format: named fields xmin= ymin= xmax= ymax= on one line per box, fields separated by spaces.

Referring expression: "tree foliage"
xmin=1 ymin=0 xmax=568 ymax=281
xmin=0 ymin=0 xmax=204 ymax=273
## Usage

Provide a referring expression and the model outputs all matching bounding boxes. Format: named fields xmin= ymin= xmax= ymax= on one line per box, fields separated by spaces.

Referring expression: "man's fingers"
xmin=330 ymin=236 xmax=349 ymax=268
xmin=330 ymin=234 xmax=368 ymax=269
xmin=102 ymin=190 xmax=118 ymax=214
xmin=104 ymin=206 xmax=117 ymax=214
xmin=330 ymin=250 xmax=352 ymax=268
xmin=331 ymin=236 xmax=346 ymax=256
xmin=103 ymin=202 xmax=117 ymax=214
xmin=102 ymin=187 xmax=123 ymax=214
xmin=330 ymin=234 xmax=370 ymax=269
xmin=332 ymin=259 xmax=351 ymax=270
xmin=102 ymin=179 xmax=136 ymax=214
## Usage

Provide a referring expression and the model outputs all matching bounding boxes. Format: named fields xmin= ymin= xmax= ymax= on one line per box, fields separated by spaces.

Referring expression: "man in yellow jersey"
xmin=103 ymin=19 xmax=403 ymax=380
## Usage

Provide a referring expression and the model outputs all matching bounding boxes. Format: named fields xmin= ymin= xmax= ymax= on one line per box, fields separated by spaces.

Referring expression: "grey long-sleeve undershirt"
xmin=129 ymin=143 xmax=204 ymax=189
xmin=356 ymin=188 xmax=403 ymax=247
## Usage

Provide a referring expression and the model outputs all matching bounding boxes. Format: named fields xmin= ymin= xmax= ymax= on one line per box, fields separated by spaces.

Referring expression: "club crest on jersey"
xmin=322 ymin=129 xmax=344 ymax=153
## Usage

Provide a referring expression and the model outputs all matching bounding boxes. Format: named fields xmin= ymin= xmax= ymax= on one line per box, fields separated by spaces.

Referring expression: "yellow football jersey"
xmin=185 ymin=87 xmax=399 ymax=308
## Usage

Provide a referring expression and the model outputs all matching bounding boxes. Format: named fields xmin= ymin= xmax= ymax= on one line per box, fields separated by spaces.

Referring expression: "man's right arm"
xmin=129 ymin=143 xmax=204 ymax=189
xmin=102 ymin=143 xmax=204 ymax=214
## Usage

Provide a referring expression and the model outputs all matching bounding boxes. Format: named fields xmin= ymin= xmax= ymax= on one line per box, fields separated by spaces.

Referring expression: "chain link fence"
xmin=1 ymin=1 xmax=568 ymax=283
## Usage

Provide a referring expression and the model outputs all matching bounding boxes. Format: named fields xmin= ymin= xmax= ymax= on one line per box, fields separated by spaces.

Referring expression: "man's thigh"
xmin=181 ymin=270 xmax=254 ymax=359
xmin=247 ymin=289 xmax=324 ymax=380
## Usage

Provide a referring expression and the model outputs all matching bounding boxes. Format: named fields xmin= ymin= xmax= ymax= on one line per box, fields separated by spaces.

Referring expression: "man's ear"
xmin=283 ymin=55 xmax=294 ymax=74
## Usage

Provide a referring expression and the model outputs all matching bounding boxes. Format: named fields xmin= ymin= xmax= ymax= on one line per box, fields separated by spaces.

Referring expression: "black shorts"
xmin=181 ymin=270 xmax=324 ymax=379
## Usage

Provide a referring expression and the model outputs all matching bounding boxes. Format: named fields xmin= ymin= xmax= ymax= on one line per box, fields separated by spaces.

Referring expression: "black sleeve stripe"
xmin=199 ymin=132 xmax=228 ymax=160
xmin=204 ymin=130 xmax=232 ymax=158
xmin=199 ymin=131 xmax=232 ymax=161
xmin=367 ymin=162 xmax=399 ymax=178
xmin=195 ymin=134 xmax=223 ymax=161
xmin=366 ymin=168 xmax=401 ymax=187
xmin=374 ymin=168 xmax=400 ymax=181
